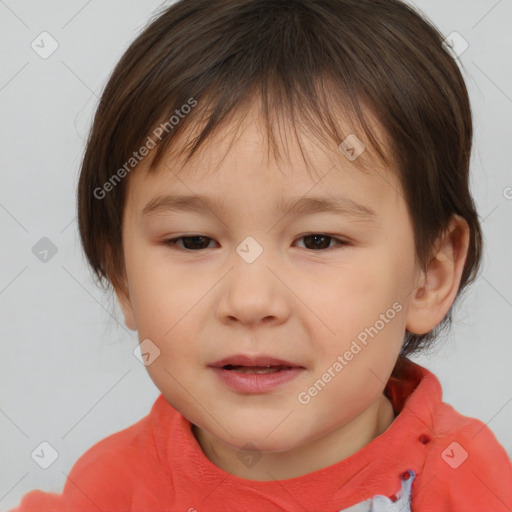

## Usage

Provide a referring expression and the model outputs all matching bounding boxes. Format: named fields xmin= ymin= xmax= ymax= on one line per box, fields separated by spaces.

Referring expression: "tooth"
xmin=234 ymin=367 xmax=280 ymax=374
xmin=229 ymin=366 xmax=282 ymax=374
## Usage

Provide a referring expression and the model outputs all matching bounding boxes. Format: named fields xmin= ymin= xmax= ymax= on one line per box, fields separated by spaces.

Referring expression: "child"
xmin=9 ymin=0 xmax=512 ymax=510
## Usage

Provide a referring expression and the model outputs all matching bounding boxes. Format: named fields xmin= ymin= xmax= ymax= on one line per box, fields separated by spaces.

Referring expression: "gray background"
xmin=1 ymin=0 xmax=511 ymax=509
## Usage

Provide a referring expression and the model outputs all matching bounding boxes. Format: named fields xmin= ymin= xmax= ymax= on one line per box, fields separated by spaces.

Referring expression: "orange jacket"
xmin=7 ymin=360 xmax=512 ymax=511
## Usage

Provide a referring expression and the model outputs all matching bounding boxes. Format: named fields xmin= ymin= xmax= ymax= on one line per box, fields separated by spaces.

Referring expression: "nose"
xmin=214 ymin=250 xmax=291 ymax=327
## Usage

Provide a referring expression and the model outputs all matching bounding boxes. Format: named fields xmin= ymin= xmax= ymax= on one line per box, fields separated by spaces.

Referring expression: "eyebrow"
xmin=142 ymin=193 xmax=377 ymax=221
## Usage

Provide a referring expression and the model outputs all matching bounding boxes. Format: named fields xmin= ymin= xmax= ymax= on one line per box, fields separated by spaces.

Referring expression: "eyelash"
xmin=161 ymin=234 xmax=351 ymax=252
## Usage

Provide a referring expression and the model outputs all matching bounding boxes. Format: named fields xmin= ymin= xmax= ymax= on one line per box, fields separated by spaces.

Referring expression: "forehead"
xmin=124 ymin=103 xmax=403 ymax=217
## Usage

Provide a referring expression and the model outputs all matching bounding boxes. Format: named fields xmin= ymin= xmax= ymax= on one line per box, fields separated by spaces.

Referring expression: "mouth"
xmin=221 ymin=364 xmax=294 ymax=374
xmin=209 ymin=354 xmax=304 ymax=371
xmin=209 ymin=355 xmax=305 ymax=393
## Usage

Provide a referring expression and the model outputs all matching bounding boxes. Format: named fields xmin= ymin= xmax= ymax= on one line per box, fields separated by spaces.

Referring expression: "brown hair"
xmin=77 ymin=0 xmax=483 ymax=357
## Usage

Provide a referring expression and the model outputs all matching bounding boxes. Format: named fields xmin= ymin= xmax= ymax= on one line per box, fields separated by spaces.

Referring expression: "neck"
xmin=192 ymin=393 xmax=396 ymax=481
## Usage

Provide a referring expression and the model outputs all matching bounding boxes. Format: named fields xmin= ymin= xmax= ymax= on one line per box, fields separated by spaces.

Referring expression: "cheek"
xmin=123 ymin=243 xmax=203 ymax=346
xmin=306 ymin=250 xmax=409 ymax=363
xmin=319 ymin=255 xmax=395 ymax=321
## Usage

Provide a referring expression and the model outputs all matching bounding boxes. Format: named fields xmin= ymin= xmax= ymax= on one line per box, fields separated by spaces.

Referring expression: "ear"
xmin=406 ymin=214 xmax=470 ymax=335
xmin=114 ymin=283 xmax=137 ymax=331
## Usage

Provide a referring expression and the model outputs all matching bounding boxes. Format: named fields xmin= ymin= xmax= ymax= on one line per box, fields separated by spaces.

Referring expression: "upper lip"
xmin=209 ymin=354 xmax=304 ymax=368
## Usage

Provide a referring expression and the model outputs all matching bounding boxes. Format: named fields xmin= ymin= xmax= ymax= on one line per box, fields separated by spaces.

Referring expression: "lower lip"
xmin=210 ymin=367 xmax=304 ymax=393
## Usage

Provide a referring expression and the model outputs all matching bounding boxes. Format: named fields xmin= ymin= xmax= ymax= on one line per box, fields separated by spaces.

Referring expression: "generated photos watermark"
xmin=297 ymin=301 xmax=403 ymax=405
xmin=93 ymin=97 xmax=198 ymax=200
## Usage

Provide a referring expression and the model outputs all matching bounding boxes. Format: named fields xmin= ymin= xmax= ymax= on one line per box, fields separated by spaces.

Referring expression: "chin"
xmin=217 ymin=427 xmax=302 ymax=454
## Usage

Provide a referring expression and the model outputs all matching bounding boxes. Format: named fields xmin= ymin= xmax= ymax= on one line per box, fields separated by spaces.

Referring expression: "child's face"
xmin=119 ymin=105 xmax=422 ymax=474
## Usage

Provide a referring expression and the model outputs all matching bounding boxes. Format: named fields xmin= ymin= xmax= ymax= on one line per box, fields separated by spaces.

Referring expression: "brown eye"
xmin=296 ymin=234 xmax=350 ymax=251
xmin=163 ymin=236 xmax=215 ymax=250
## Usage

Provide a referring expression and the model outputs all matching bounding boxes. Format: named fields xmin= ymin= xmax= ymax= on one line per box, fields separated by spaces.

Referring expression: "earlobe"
xmin=406 ymin=215 xmax=470 ymax=335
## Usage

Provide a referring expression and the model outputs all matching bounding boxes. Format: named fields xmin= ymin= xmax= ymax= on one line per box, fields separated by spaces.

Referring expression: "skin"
xmin=115 ymin=103 xmax=470 ymax=481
